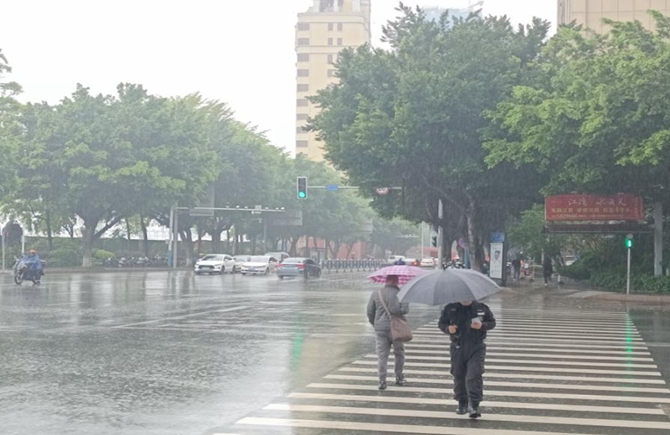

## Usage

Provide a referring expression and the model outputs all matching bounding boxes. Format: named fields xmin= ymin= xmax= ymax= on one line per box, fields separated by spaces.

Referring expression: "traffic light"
xmin=432 ymin=236 xmax=437 ymax=247
xmin=297 ymin=177 xmax=308 ymax=199
xmin=625 ymin=235 xmax=634 ymax=249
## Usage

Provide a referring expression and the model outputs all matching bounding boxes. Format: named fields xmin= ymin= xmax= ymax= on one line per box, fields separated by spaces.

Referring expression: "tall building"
xmin=295 ymin=0 xmax=372 ymax=161
xmin=423 ymin=1 xmax=484 ymax=24
xmin=558 ymin=0 xmax=670 ymax=32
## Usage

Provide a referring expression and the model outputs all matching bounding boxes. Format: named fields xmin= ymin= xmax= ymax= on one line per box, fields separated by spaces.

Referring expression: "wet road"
xmin=0 ymin=271 xmax=669 ymax=435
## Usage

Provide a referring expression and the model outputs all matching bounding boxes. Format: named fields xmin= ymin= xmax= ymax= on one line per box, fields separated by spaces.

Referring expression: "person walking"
xmin=438 ymin=300 xmax=496 ymax=419
xmin=512 ymin=258 xmax=521 ymax=282
xmin=367 ymin=275 xmax=410 ymax=390
xmin=543 ymin=256 xmax=553 ymax=286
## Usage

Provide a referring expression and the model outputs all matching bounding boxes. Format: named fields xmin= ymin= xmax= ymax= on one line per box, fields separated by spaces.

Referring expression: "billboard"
xmin=545 ymin=195 xmax=644 ymax=222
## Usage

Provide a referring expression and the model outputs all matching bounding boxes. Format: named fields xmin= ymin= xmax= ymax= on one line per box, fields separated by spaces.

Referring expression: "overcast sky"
xmin=0 ymin=1 xmax=556 ymax=153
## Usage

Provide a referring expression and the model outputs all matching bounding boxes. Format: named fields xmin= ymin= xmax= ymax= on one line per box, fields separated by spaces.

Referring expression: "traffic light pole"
xmin=627 ymin=246 xmax=631 ymax=295
xmin=437 ymin=199 xmax=444 ymax=269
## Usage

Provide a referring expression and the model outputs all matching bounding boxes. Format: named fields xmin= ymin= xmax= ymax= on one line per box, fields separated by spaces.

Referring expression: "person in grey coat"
xmin=367 ymin=275 xmax=410 ymax=390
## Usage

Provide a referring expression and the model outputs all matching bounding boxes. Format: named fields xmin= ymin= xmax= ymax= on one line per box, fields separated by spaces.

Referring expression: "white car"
xmin=233 ymin=255 xmax=251 ymax=273
xmin=194 ymin=254 xmax=235 ymax=275
xmin=420 ymin=258 xmax=437 ymax=268
xmin=264 ymin=252 xmax=291 ymax=262
xmin=241 ymin=256 xmax=278 ymax=276
xmin=387 ymin=255 xmax=406 ymax=264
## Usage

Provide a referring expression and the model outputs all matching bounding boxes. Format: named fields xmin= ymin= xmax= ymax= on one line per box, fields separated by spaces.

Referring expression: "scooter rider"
xmin=22 ymin=250 xmax=44 ymax=281
xmin=438 ymin=300 xmax=496 ymax=419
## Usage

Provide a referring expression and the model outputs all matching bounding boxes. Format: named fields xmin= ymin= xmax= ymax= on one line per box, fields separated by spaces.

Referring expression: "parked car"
xmin=232 ymin=255 xmax=251 ymax=273
xmin=264 ymin=251 xmax=291 ymax=262
xmin=194 ymin=254 xmax=236 ymax=275
xmin=420 ymin=258 xmax=437 ymax=268
xmin=276 ymin=258 xmax=321 ymax=279
xmin=241 ymin=256 xmax=278 ymax=276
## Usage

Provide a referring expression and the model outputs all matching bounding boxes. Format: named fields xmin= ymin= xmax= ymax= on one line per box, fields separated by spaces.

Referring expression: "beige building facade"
xmin=295 ymin=0 xmax=372 ymax=161
xmin=558 ymin=0 xmax=670 ymax=32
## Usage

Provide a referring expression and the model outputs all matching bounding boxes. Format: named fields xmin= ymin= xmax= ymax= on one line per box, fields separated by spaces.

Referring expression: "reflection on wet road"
xmin=1 ymin=271 xmax=669 ymax=435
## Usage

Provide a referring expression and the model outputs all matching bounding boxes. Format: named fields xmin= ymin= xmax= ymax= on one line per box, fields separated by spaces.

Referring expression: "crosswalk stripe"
xmin=237 ymin=417 xmax=608 ymax=435
xmin=403 ymin=350 xmax=654 ymax=361
xmin=265 ymin=403 xmax=670 ymax=430
xmin=406 ymin=342 xmax=651 ymax=351
xmin=337 ymin=367 xmax=669 ymax=384
xmin=405 ymin=345 xmax=652 ymax=355
xmin=377 ymin=355 xmax=658 ymax=368
xmin=416 ymin=327 xmax=641 ymax=337
xmin=306 ymin=382 xmax=670 ymax=403
xmin=324 ymin=374 xmax=670 ymax=394
xmin=412 ymin=332 xmax=644 ymax=341
xmin=287 ymin=392 xmax=667 ymax=415
xmin=411 ymin=337 xmax=648 ymax=347
xmin=350 ymin=360 xmax=662 ymax=376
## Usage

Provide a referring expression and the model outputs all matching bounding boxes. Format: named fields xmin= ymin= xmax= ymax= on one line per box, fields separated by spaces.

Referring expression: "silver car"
xmin=276 ymin=258 xmax=321 ymax=279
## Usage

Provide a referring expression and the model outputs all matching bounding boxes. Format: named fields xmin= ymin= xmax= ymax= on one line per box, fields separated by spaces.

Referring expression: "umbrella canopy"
xmin=398 ymin=269 xmax=501 ymax=306
xmin=368 ymin=265 xmax=426 ymax=285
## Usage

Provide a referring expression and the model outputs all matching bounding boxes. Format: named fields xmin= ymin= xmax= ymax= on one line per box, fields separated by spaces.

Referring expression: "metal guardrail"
xmin=320 ymin=259 xmax=387 ymax=273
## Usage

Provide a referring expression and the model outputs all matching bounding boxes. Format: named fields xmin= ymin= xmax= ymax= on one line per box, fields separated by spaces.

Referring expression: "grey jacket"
xmin=367 ymin=285 xmax=410 ymax=331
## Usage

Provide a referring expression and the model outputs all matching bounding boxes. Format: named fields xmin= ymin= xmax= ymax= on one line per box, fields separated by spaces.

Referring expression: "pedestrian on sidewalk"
xmin=367 ymin=275 xmax=410 ymax=390
xmin=543 ymin=256 xmax=553 ymax=286
xmin=438 ymin=300 xmax=496 ymax=419
xmin=512 ymin=257 xmax=521 ymax=282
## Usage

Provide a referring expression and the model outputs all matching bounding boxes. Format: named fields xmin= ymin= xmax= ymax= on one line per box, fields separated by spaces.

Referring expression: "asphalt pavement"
xmin=0 ymin=270 xmax=669 ymax=435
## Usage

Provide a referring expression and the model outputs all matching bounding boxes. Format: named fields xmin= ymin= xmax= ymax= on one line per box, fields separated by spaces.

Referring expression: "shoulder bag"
xmin=377 ymin=290 xmax=413 ymax=342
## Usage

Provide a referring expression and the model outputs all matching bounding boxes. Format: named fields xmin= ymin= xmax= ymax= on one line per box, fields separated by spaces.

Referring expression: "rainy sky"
xmin=0 ymin=0 xmax=556 ymax=153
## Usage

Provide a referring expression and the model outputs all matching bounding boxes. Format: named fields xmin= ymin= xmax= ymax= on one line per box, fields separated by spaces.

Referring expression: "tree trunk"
xmin=180 ymin=229 xmax=194 ymax=266
xmin=45 ymin=209 xmax=54 ymax=251
xmin=225 ymin=230 xmax=230 ymax=253
xmin=140 ymin=215 xmax=149 ymax=256
xmin=126 ymin=218 xmax=132 ymax=253
xmin=81 ymin=222 xmax=96 ymax=268
xmin=211 ymin=228 xmax=223 ymax=253
xmin=251 ymin=235 xmax=257 ymax=255
xmin=466 ymin=197 xmax=484 ymax=272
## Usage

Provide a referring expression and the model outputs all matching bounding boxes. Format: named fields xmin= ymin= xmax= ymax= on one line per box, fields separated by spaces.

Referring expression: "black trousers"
xmin=450 ymin=342 xmax=486 ymax=404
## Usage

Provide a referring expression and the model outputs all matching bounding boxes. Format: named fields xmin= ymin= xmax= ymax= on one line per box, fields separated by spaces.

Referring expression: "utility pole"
xmin=654 ymin=202 xmax=663 ymax=276
xmin=420 ymin=222 xmax=425 ymax=259
xmin=626 ymin=234 xmax=634 ymax=295
xmin=437 ymin=200 xmax=444 ymax=268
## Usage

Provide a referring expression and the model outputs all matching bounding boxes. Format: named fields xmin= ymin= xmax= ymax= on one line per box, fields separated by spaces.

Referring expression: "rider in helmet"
xmin=22 ymin=250 xmax=43 ymax=276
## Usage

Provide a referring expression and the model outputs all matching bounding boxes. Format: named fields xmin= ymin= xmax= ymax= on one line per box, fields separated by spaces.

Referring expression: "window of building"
xmin=327 ymin=69 xmax=336 ymax=78
xmin=337 ymin=38 xmax=343 ymax=46
xmin=297 ymin=83 xmax=309 ymax=92
xmin=297 ymin=113 xmax=309 ymax=121
xmin=328 ymin=38 xmax=333 ymax=46
xmin=337 ymin=23 xmax=344 ymax=31
xmin=296 ymin=140 xmax=309 ymax=148
xmin=297 ymin=69 xmax=309 ymax=77
xmin=297 ymin=38 xmax=310 ymax=46
xmin=297 ymin=126 xmax=307 ymax=134
xmin=298 ymin=23 xmax=310 ymax=31
xmin=297 ymin=53 xmax=310 ymax=62
xmin=297 ymin=99 xmax=309 ymax=107
xmin=328 ymin=23 xmax=334 ymax=31
xmin=328 ymin=54 xmax=337 ymax=64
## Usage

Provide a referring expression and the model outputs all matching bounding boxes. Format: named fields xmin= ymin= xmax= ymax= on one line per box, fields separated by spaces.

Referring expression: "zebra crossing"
xmin=224 ymin=304 xmax=670 ymax=435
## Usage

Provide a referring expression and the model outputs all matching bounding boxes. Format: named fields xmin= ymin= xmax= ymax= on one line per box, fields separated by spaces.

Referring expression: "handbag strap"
xmin=377 ymin=289 xmax=393 ymax=317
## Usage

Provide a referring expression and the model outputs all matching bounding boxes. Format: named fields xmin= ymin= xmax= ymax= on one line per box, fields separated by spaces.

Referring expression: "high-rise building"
xmin=423 ymin=1 xmax=484 ymax=24
xmin=558 ymin=0 xmax=670 ymax=33
xmin=295 ymin=0 xmax=372 ymax=161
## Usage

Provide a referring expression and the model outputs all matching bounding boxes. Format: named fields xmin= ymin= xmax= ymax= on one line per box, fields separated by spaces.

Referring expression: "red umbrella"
xmin=368 ymin=265 xmax=426 ymax=286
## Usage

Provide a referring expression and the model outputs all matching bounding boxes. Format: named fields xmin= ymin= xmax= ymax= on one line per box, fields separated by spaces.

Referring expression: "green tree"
xmin=485 ymin=13 xmax=670 ymax=209
xmin=310 ymin=6 xmax=549 ymax=270
xmin=371 ymin=217 xmax=420 ymax=256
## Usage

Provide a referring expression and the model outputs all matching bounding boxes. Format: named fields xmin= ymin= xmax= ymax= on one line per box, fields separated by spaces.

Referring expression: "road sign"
xmin=326 ymin=184 xmax=339 ymax=191
xmin=269 ymin=210 xmax=303 ymax=227
xmin=491 ymin=232 xmax=505 ymax=243
xmin=375 ymin=187 xmax=390 ymax=195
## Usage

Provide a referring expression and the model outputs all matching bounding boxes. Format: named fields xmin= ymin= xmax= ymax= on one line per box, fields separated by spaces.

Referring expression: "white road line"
xmin=416 ymin=328 xmax=641 ymax=337
xmin=287 ymin=392 xmax=667 ymax=415
xmin=306 ymin=383 xmax=670 ymax=403
xmin=337 ymin=367 xmax=669 ymax=385
xmin=350 ymin=360 xmax=662 ymax=376
xmin=412 ymin=332 xmax=644 ymax=342
xmin=405 ymin=345 xmax=651 ymax=356
xmin=403 ymin=350 xmax=654 ymax=362
xmin=324 ymin=374 xmax=670 ymax=394
xmin=265 ymin=403 xmax=670 ymax=430
xmin=411 ymin=337 xmax=649 ymax=348
xmin=237 ymin=417 xmax=604 ymax=435
xmin=113 ymin=306 xmax=251 ymax=328
xmin=379 ymin=355 xmax=658 ymax=369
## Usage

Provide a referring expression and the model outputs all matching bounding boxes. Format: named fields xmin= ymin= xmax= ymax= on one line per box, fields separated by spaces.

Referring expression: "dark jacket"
xmin=438 ymin=302 xmax=496 ymax=345
xmin=543 ymin=257 xmax=553 ymax=274
xmin=367 ymin=285 xmax=409 ymax=331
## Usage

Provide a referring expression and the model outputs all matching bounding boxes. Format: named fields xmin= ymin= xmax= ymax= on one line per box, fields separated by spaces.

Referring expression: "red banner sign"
xmin=545 ymin=195 xmax=644 ymax=222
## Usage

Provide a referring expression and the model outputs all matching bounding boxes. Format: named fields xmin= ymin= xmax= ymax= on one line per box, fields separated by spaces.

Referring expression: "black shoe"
xmin=456 ymin=400 xmax=468 ymax=415
xmin=395 ymin=375 xmax=406 ymax=386
xmin=469 ymin=402 xmax=481 ymax=419
xmin=378 ymin=380 xmax=387 ymax=390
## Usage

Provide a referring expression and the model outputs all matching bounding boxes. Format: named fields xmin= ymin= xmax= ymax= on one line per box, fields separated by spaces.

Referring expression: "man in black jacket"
xmin=438 ymin=300 xmax=496 ymax=419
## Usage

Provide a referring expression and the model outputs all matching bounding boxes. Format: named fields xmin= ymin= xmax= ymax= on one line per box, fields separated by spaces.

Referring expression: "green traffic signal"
xmin=625 ymin=238 xmax=633 ymax=249
xmin=297 ymin=177 xmax=308 ymax=199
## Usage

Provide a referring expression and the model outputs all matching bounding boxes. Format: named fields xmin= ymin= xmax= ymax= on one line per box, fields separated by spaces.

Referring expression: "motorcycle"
xmin=14 ymin=260 xmax=46 ymax=285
